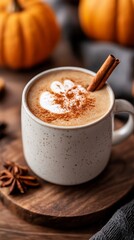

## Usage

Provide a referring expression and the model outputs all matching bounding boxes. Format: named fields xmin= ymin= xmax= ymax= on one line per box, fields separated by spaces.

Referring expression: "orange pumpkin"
xmin=0 ymin=0 xmax=60 ymax=69
xmin=79 ymin=0 xmax=134 ymax=47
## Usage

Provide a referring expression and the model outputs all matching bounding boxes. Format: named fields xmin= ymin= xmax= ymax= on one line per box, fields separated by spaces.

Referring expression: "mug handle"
xmin=112 ymin=99 xmax=134 ymax=145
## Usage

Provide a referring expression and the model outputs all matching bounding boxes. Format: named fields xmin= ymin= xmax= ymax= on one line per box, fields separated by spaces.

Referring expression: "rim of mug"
xmin=22 ymin=66 xmax=115 ymax=130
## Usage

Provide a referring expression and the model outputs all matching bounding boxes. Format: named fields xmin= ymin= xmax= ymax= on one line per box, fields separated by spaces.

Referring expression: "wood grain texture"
xmin=0 ymin=68 xmax=134 ymax=229
xmin=0 ymin=132 xmax=134 ymax=228
xmin=0 ymin=201 xmax=92 ymax=240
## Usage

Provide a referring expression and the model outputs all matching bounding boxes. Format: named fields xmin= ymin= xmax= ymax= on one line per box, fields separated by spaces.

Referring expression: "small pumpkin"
xmin=0 ymin=0 xmax=60 ymax=69
xmin=79 ymin=0 xmax=134 ymax=47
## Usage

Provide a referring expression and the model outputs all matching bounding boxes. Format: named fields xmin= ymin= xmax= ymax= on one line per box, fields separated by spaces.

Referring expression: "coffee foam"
xmin=40 ymin=79 xmax=87 ymax=114
xmin=27 ymin=70 xmax=111 ymax=126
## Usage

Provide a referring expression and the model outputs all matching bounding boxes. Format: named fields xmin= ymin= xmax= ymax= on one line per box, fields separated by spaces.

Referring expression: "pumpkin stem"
xmin=8 ymin=0 xmax=23 ymax=12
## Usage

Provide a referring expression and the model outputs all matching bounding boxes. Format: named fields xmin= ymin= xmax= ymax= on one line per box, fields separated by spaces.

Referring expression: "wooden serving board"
xmin=0 ymin=129 xmax=134 ymax=228
xmin=0 ymin=69 xmax=134 ymax=229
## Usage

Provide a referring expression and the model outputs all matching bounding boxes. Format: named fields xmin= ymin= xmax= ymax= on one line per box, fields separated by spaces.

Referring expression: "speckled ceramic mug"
xmin=21 ymin=67 xmax=134 ymax=185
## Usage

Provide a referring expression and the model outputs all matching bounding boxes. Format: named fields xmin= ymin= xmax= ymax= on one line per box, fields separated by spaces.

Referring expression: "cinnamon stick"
xmin=87 ymin=55 xmax=120 ymax=92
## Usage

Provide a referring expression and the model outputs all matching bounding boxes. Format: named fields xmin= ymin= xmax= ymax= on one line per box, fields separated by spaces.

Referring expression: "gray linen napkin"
xmin=90 ymin=200 xmax=134 ymax=240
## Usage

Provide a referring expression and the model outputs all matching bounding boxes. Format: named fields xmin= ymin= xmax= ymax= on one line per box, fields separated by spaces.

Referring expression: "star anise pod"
xmin=4 ymin=160 xmax=28 ymax=174
xmin=0 ymin=161 xmax=40 ymax=195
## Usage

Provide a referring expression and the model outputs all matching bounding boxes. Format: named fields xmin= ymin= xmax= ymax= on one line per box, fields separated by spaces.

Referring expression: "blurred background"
xmin=0 ymin=0 xmax=134 ymax=104
xmin=47 ymin=0 xmax=134 ymax=103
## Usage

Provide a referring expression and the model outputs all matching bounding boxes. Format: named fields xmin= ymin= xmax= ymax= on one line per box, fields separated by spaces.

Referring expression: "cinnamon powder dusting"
xmin=27 ymin=70 xmax=111 ymax=126
xmin=33 ymin=87 xmax=95 ymax=123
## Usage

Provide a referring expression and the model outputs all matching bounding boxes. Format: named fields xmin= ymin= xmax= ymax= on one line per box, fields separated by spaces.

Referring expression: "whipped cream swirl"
xmin=40 ymin=79 xmax=87 ymax=114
